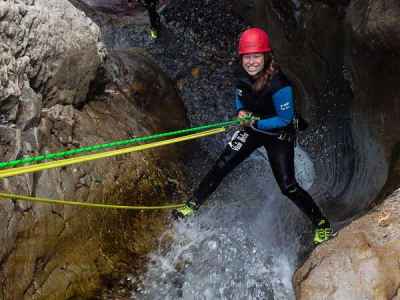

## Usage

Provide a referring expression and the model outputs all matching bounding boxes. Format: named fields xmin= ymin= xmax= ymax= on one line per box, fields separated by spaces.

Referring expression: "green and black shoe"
xmin=171 ymin=198 xmax=199 ymax=220
xmin=314 ymin=219 xmax=332 ymax=244
xmin=150 ymin=28 xmax=158 ymax=39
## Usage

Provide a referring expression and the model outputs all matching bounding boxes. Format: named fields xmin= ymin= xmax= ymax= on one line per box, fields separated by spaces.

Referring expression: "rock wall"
xmin=227 ymin=0 xmax=400 ymax=298
xmin=2 ymin=0 xmax=399 ymax=297
xmin=344 ymin=0 xmax=400 ymax=204
xmin=0 ymin=0 xmax=106 ymax=109
xmin=0 ymin=0 xmax=189 ymax=298
xmin=228 ymin=0 xmax=400 ymax=221
xmin=292 ymin=187 xmax=400 ymax=299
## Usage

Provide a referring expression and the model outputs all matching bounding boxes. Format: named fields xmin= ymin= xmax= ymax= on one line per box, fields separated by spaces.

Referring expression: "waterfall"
xmin=92 ymin=1 xmax=318 ymax=297
xmin=132 ymin=146 xmax=315 ymax=299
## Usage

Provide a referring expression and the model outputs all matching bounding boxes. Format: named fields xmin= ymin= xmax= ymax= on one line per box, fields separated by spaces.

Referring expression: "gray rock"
xmin=0 ymin=125 xmax=22 ymax=162
xmin=0 ymin=1 xmax=191 ymax=298
xmin=0 ymin=0 xmax=106 ymax=110
xmin=16 ymin=85 xmax=42 ymax=131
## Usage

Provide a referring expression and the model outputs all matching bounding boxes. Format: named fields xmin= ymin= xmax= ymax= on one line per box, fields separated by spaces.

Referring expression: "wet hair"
xmin=251 ymin=52 xmax=278 ymax=93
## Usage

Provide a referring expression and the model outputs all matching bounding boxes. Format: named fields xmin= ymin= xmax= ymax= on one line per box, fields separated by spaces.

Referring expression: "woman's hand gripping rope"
xmin=237 ymin=110 xmax=258 ymax=130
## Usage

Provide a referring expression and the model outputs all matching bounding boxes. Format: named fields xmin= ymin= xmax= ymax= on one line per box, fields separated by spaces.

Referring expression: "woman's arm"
xmin=235 ymin=88 xmax=244 ymax=113
xmin=255 ymin=86 xmax=294 ymax=131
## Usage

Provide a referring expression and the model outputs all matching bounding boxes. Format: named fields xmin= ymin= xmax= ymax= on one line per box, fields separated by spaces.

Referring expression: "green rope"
xmin=0 ymin=116 xmax=252 ymax=168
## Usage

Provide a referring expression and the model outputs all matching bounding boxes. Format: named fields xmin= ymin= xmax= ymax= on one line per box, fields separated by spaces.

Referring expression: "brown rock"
xmin=292 ymin=188 xmax=400 ymax=299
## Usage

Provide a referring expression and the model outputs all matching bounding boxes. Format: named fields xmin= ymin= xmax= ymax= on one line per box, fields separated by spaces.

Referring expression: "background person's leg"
xmin=143 ymin=0 xmax=160 ymax=38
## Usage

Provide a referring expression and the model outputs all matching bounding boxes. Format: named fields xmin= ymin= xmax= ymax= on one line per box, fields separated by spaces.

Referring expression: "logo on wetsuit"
xmin=228 ymin=130 xmax=249 ymax=151
xmin=280 ymin=102 xmax=290 ymax=110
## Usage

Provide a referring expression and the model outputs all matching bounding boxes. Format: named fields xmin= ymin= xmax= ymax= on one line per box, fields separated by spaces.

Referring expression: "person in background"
xmin=127 ymin=0 xmax=164 ymax=39
xmin=172 ymin=28 xmax=332 ymax=244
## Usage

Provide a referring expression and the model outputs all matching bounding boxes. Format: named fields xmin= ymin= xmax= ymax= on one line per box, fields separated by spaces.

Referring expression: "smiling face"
xmin=242 ymin=52 xmax=265 ymax=78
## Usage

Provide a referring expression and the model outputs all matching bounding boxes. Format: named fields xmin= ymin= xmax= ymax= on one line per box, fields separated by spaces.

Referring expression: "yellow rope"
xmin=0 ymin=128 xmax=226 ymax=210
xmin=0 ymin=128 xmax=225 ymax=179
xmin=0 ymin=193 xmax=185 ymax=210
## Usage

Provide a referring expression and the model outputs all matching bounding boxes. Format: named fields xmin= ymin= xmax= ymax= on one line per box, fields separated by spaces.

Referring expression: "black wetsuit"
xmin=192 ymin=65 xmax=326 ymax=225
xmin=128 ymin=0 xmax=160 ymax=30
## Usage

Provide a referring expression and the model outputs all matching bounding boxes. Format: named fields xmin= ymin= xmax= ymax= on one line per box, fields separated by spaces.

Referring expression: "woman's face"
xmin=242 ymin=52 xmax=265 ymax=77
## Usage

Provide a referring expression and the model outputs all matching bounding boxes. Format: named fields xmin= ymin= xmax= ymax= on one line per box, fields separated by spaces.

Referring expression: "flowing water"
xmin=131 ymin=146 xmax=315 ymax=299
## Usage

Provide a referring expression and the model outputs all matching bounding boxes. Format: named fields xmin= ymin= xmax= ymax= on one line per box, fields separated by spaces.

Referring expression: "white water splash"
xmin=131 ymin=164 xmax=307 ymax=299
xmin=295 ymin=145 xmax=315 ymax=190
xmin=128 ymin=146 xmax=316 ymax=299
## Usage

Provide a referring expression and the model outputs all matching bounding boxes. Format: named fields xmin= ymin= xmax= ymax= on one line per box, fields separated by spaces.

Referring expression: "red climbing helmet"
xmin=238 ymin=28 xmax=271 ymax=54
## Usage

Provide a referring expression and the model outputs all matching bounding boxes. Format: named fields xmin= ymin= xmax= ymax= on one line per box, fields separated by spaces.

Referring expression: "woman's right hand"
xmin=237 ymin=109 xmax=247 ymax=119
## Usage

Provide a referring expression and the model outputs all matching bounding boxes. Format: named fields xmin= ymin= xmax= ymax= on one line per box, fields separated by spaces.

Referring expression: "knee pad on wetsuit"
xmin=279 ymin=179 xmax=301 ymax=197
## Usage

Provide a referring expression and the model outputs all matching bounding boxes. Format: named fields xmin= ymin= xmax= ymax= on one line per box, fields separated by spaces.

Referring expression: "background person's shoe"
xmin=314 ymin=219 xmax=332 ymax=244
xmin=150 ymin=28 xmax=158 ymax=39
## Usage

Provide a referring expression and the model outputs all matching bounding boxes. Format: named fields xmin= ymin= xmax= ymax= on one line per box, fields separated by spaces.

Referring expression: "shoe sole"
xmin=171 ymin=210 xmax=184 ymax=220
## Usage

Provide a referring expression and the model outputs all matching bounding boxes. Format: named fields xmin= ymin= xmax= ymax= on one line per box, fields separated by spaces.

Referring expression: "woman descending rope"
xmin=172 ymin=28 xmax=332 ymax=244
xmin=127 ymin=0 xmax=164 ymax=39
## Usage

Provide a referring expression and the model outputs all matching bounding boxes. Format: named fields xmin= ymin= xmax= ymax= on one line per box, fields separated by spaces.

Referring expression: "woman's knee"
xmin=278 ymin=179 xmax=301 ymax=197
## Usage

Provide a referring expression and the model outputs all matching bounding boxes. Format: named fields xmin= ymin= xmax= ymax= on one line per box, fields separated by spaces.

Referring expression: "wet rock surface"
xmin=162 ymin=0 xmax=246 ymax=59
xmin=227 ymin=0 xmax=400 ymax=221
xmin=78 ymin=0 xmax=248 ymax=154
xmin=225 ymin=0 xmax=400 ymax=298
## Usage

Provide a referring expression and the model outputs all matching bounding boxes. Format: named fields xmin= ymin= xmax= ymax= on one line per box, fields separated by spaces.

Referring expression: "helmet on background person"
xmin=238 ymin=28 xmax=271 ymax=55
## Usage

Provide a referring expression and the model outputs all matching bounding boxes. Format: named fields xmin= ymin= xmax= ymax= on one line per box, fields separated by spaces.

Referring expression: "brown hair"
xmin=252 ymin=52 xmax=278 ymax=93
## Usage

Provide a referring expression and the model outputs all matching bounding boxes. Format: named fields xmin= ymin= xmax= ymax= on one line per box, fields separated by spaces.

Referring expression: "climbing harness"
xmin=248 ymin=116 xmax=297 ymax=143
xmin=0 ymin=116 xmax=256 ymax=210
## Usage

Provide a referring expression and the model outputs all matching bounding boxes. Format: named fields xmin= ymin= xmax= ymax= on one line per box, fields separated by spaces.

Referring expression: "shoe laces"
xmin=314 ymin=219 xmax=332 ymax=242
xmin=186 ymin=200 xmax=198 ymax=210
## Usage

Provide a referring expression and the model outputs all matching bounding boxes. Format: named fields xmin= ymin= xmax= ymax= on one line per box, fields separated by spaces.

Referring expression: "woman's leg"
xmin=265 ymin=138 xmax=326 ymax=225
xmin=192 ymin=129 xmax=261 ymax=206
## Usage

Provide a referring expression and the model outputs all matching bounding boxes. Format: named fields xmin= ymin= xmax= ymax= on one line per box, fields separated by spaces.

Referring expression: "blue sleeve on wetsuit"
xmin=235 ymin=88 xmax=244 ymax=112
xmin=256 ymin=86 xmax=294 ymax=131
